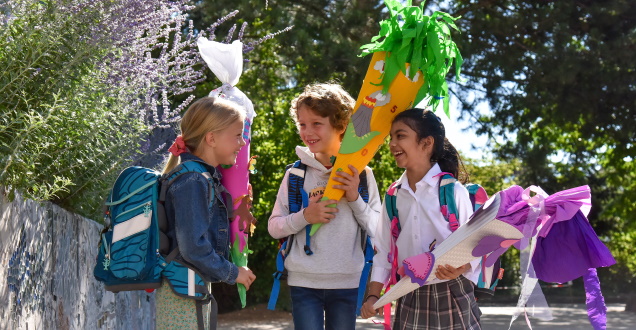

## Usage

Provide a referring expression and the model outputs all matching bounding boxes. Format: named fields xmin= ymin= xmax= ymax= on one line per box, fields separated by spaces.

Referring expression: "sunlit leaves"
xmin=443 ymin=0 xmax=636 ymax=289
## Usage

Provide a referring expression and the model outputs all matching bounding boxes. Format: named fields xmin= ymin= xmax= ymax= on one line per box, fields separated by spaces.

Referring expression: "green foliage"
xmin=0 ymin=1 xmax=146 ymax=217
xmin=441 ymin=0 xmax=636 ymax=291
xmin=371 ymin=139 xmax=403 ymax=192
xmin=0 ymin=2 xmax=96 ymax=111
xmin=5 ymin=0 xmax=629 ymax=308
xmin=606 ymin=230 xmax=636 ymax=290
xmin=190 ymin=0 xmax=384 ymax=93
xmin=464 ymin=155 xmax=522 ymax=194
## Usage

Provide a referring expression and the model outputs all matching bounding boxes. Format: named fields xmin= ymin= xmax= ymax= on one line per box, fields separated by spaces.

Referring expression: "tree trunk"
xmin=626 ymin=294 xmax=636 ymax=313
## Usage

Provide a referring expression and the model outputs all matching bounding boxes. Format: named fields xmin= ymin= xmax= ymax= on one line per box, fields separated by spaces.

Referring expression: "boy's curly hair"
xmin=290 ymin=83 xmax=355 ymax=137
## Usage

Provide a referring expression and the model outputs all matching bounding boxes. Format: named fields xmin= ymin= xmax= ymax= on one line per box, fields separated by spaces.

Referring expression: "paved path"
xmin=218 ymin=303 xmax=636 ymax=329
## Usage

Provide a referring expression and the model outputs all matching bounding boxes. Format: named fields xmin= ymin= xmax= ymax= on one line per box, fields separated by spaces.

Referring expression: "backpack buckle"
xmin=273 ymin=271 xmax=287 ymax=280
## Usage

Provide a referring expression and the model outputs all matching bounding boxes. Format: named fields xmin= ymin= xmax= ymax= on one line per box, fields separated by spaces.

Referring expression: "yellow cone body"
xmin=311 ymin=52 xmax=425 ymax=235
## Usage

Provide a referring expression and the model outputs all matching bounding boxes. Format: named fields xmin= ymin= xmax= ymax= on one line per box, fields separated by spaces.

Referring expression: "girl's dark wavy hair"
xmin=393 ymin=108 xmax=469 ymax=183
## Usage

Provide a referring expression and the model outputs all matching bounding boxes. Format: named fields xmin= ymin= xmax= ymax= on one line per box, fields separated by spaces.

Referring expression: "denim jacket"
xmin=164 ymin=153 xmax=239 ymax=284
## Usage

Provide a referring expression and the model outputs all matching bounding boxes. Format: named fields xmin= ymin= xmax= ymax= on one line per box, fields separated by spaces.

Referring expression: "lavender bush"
xmin=0 ymin=0 xmax=289 ymax=219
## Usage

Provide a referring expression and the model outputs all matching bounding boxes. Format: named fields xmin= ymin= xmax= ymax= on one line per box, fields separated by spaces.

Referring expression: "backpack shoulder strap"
xmin=269 ymin=161 xmax=308 ymax=310
xmin=287 ymin=160 xmax=308 ymax=214
xmin=465 ymin=183 xmax=489 ymax=212
xmin=385 ymin=181 xmax=401 ymax=229
xmin=157 ymin=160 xmax=218 ymax=259
xmin=357 ymin=168 xmax=370 ymax=249
xmin=159 ymin=160 xmax=214 ymax=202
xmin=438 ymin=173 xmax=460 ymax=232
xmin=358 ymin=168 xmax=369 ymax=203
xmin=283 ymin=160 xmax=312 ymax=256
xmin=384 ymin=181 xmax=402 ymax=290
xmin=355 ymin=168 xmax=374 ymax=315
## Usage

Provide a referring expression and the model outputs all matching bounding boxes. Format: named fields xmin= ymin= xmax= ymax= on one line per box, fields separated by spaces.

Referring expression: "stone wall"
xmin=0 ymin=188 xmax=155 ymax=329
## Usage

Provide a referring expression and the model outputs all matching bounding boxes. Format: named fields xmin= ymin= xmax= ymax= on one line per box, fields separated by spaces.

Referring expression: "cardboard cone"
xmin=310 ymin=51 xmax=424 ymax=235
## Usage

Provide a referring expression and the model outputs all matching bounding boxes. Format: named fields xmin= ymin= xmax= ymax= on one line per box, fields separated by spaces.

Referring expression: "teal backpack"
xmin=267 ymin=160 xmax=374 ymax=314
xmin=93 ymin=160 xmax=220 ymax=327
xmin=385 ymin=173 xmax=503 ymax=299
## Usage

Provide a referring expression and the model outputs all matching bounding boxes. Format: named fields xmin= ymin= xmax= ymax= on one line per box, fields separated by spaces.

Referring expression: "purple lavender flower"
xmin=5 ymin=0 xmax=292 ymax=169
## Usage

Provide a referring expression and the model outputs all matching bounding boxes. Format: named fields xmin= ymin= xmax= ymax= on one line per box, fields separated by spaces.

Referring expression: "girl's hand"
xmin=361 ymin=296 xmax=384 ymax=319
xmin=435 ymin=263 xmax=470 ymax=280
xmin=236 ymin=267 xmax=256 ymax=290
xmin=332 ymin=165 xmax=361 ymax=202
xmin=303 ymin=193 xmax=339 ymax=224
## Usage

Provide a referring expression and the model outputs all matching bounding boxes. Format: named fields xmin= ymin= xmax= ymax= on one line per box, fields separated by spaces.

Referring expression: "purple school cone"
xmin=494 ymin=185 xmax=615 ymax=329
xmin=198 ymin=37 xmax=257 ymax=308
xmin=375 ymin=184 xmax=616 ymax=330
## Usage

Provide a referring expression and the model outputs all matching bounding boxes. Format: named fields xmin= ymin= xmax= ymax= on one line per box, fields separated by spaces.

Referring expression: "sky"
xmin=439 ymin=109 xmax=488 ymax=159
xmin=416 ymin=98 xmax=491 ymax=160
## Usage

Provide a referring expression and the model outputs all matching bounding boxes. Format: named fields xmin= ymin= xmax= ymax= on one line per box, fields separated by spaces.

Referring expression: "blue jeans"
xmin=290 ymin=286 xmax=358 ymax=330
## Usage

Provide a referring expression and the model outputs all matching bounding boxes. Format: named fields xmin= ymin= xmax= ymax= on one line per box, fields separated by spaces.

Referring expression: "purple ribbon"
xmin=509 ymin=186 xmax=553 ymax=329
xmin=584 ymin=268 xmax=607 ymax=330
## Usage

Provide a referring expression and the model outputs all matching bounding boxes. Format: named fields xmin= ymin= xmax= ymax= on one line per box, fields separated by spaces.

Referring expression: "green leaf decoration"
xmin=231 ymin=237 xmax=248 ymax=308
xmin=359 ymin=0 xmax=462 ymax=117
xmin=339 ymin=123 xmax=381 ymax=154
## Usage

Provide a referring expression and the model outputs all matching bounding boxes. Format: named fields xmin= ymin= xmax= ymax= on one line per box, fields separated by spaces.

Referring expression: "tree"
xmin=190 ymin=0 xmax=384 ymax=94
xmin=440 ymin=0 xmax=636 ymax=288
xmin=0 ymin=0 xmax=214 ymax=218
xmin=0 ymin=0 xmax=147 ymax=215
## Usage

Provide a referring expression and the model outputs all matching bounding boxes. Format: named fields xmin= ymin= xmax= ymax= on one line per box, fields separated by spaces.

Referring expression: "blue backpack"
xmin=385 ymin=173 xmax=503 ymax=299
xmin=93 ymin=160 xmax=219 ymax=326
xmin=267 ymin=160 xmax=374 ymax=315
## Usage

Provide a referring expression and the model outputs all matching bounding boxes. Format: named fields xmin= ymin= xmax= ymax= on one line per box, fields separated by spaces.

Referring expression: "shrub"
xmin=0 ymin=0 xmax=285 ymax=219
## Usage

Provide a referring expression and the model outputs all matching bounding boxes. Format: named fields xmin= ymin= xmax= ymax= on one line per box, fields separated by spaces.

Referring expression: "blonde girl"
xmin=156 ymin=96 xmax=256 ymax=329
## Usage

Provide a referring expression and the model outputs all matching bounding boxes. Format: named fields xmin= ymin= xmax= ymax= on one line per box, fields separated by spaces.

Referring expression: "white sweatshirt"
xmin=268 ymin=146 xmax=382 ymax=289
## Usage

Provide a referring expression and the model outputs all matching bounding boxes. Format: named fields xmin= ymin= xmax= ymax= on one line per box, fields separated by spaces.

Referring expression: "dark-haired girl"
xmin=361 ymin=108 xmax=481 ymax=329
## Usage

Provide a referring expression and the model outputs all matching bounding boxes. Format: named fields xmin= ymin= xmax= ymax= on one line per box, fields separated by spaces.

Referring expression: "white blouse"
xmin=371 ymin=163 xmax=480 ymax=285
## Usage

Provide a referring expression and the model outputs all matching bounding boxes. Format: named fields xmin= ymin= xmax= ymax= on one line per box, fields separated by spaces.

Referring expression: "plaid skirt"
xmin=393 ymin=276 xmax=481 ymax=330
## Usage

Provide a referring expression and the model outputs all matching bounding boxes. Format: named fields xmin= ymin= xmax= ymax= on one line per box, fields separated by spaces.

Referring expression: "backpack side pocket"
xmin=94 ymin=230 xmax=113 ymax=283
xmin=162 ymin=260 xmax=210 ymax=300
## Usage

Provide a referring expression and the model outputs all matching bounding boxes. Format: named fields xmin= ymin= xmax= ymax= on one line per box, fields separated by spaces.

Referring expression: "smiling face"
xmin=209 ymin=118 xmax=246 ymax=166
xmin=389 ymin=120 xmax=433 ymax=170
xmin=296 ymin=105 xmax=344 ymax=160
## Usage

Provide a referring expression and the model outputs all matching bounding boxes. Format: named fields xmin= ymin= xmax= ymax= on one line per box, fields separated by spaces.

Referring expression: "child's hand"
xmin=360 ymin=296 xmax=384 ymax=319
xmin=236 ymin=266 xmax=256 ymax=290
xmin=435 ymin=263 xmax=470 ymax=280
xmin=332 ymin=165 xmax=361 ymax=202
xmin=303 ymin=193 xmax=339 ymax=224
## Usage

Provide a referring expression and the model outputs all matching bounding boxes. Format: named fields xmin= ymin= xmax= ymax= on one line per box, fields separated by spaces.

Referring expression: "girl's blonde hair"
xmin=162 ymin=97 xmax=245 ymax=174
